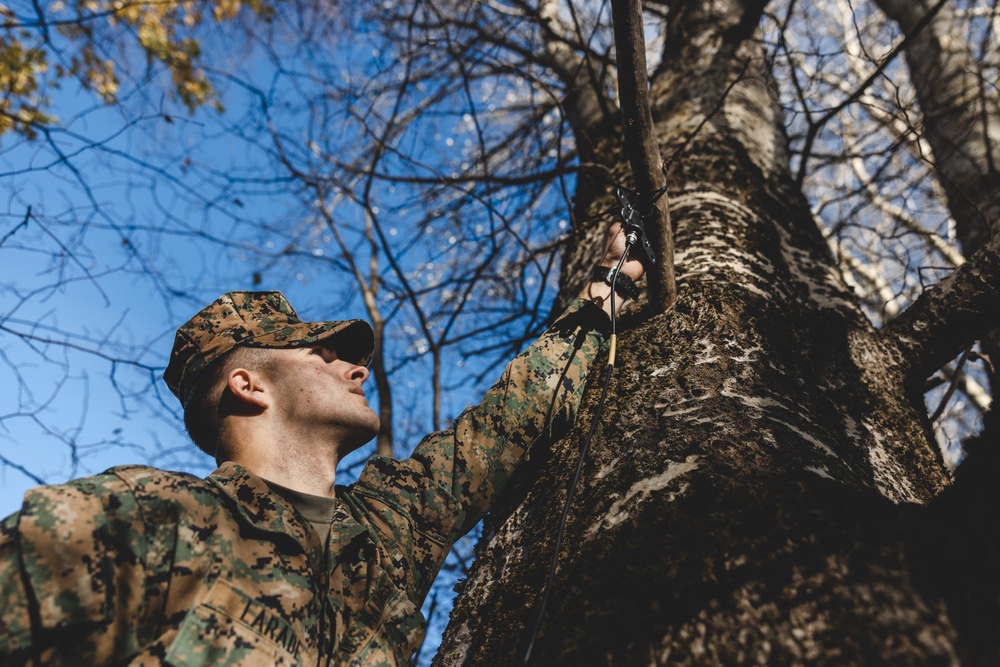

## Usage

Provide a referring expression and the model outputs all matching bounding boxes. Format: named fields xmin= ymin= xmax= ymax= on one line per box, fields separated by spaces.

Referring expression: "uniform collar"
xmin=206 ymin=462 xmax=373 ymax=571
xmin=207 ymin=461 xmax=322 ymax=556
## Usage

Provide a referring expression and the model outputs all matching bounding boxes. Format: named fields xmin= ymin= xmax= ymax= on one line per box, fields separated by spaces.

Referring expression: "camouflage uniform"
xmin=0 ymin=296 xmax=609 ymax=666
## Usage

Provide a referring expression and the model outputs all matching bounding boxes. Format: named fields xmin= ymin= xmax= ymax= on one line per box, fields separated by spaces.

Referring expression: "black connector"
xmin=615 ymin=187 xmax=657 ymax=268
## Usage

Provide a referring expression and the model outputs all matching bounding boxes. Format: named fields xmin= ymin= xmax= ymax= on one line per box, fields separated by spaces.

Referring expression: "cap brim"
xmin=247 ymin=319 xmax=375 ymax=366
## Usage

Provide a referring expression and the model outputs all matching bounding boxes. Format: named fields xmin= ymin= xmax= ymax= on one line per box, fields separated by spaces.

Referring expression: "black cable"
xmin=522 ymin=242 xmax=632 ymax=664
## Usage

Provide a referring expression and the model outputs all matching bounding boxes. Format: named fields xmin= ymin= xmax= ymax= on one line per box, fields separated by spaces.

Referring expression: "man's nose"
xmin=348 ymin=364 xmax=370 ymax=383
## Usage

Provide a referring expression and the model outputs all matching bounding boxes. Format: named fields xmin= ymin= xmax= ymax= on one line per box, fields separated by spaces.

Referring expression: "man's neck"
xmin=222 ymin=421 xmax=340 ymax=498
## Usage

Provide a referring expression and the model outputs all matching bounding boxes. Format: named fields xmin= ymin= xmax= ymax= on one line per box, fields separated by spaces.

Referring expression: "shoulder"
xmin=3 ymin=466 xmax=229 ymax=575
xmin=27 ymin=464 xmax=213 ymax=497
xmin=15 ymin=465 xmax=223 ymax=525
xmin=105 ymin=464 xmax=212 ymax=492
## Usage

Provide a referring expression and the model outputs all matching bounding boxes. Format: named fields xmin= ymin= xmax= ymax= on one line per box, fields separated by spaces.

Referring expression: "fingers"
xmin=599 ymin=222 xmax=646 ymax=281
xmin=602 ymin=222 xmax=626 ymax=260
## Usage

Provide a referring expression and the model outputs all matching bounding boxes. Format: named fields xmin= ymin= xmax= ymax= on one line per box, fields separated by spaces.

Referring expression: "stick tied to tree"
xmin=610 ymin=0 xmax=676 ymax=312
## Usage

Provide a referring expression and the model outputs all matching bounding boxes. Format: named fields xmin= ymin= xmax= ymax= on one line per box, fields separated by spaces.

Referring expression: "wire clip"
xmin=615 ymin=187 xmax=657 ymax=267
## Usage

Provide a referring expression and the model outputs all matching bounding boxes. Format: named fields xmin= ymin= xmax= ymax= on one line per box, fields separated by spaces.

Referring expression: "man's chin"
xmin=338 ymin=424 xmax=380 ymax=458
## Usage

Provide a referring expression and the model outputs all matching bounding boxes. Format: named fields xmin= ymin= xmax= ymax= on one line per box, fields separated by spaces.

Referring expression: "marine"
xmin=0 ymin=223 xmax=644 ymax=665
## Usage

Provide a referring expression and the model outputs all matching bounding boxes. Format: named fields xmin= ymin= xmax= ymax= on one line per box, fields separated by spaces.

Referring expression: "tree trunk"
xmin=435 ymin=1 xmax=999 ymax=664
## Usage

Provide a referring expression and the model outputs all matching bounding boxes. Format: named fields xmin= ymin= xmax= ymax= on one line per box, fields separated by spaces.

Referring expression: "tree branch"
xmin=794 ymin=0 xmax=950 ymax=187
xmin=881 ymin=232 xmax=1000 ymax=389
xmin=610 ymin=0 xmax=676 ymax=311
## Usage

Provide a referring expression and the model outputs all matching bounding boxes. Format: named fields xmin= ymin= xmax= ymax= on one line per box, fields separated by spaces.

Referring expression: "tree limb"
xmin=610 ymin=0 xmax=676 ymax=311
xmin=881 ymin=231 xmax=1000 ymax=390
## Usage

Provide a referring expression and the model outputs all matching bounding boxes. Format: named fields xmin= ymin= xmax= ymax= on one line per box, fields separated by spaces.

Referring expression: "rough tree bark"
xmin=435 ymin=0 xmax=1000 ymax=664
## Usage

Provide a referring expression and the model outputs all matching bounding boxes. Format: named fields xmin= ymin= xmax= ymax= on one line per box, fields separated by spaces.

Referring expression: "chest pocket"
xmin=164 ymin=577 xmax=304 ymax=667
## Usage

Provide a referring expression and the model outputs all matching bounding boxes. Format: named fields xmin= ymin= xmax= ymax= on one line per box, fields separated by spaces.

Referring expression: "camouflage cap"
xmin=164 ymin=291 xmax=374 ymax=407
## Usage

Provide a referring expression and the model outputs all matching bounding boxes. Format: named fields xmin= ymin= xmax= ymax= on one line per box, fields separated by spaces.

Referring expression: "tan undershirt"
xmin=264 ymin=479 xmax=337 ymax=546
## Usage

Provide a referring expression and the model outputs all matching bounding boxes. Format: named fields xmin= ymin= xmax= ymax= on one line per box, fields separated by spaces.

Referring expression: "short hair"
xmin=183 ymin=346 xmax=275 ymax=459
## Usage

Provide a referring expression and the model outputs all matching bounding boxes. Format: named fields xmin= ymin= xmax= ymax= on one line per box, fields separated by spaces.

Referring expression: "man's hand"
xmin=598 ymin=221 xmax=645 ymax=281
xmin=581 ymin=221 xmax=648 ymax=319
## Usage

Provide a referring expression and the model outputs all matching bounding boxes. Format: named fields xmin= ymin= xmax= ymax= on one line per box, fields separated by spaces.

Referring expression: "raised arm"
xmin=348 ymin=223 xmax=647 ymax=594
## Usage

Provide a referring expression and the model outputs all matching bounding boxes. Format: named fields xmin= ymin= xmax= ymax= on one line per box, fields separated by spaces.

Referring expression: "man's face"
xmin=260 ymin=344 xmax=380 ymax=457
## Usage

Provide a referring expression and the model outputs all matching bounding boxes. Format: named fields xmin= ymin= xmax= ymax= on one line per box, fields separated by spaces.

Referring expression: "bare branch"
xmin=794 ymin=0 xmax=950 ymax=185
xmin=881 ymin=231 xmax=1000 ymax=388
xmin=610 ymin=0 xmax=675 ymax=311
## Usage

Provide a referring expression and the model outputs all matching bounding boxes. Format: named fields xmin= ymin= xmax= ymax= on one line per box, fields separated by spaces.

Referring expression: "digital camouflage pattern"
xmin=0 ymin=299 xmax=610 ymax=666
xmin=163 ymin=291 xmax=375 ymax=406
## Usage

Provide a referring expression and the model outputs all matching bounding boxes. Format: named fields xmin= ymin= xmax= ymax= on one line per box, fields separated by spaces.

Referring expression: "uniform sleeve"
xmin=350 ymin=298 xmax=609 ymax=591
xmin=0 ymin=475 xmax=147 ymax=665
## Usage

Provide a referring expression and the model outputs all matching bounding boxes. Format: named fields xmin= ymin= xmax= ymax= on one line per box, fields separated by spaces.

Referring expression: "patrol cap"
xmin=164 ymin=291 xmax=374 ymax=407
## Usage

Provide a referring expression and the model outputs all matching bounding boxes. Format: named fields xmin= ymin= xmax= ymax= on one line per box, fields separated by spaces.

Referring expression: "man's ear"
xmin=225 ymin=368 xmax=269 ymax=409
